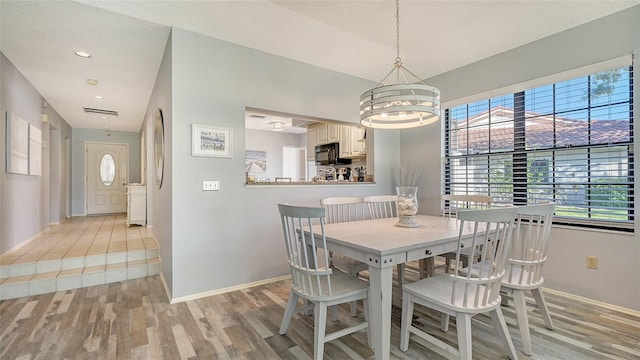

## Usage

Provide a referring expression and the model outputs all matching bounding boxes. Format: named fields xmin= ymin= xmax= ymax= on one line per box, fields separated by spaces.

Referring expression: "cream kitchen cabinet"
xmin=126 ymin=184 xmax=146 ymax=226
xmin=309 ymin=123 xmax=365 ymax=159
xmin=351 ymin=127 xmax=366 ymax=156
xmin=326 ymin=123 xmax=339 ymax=143
xmin=314 ymin=123 xmax=340 ymax=145
xmin=316 ymin=124 xmax=328 ymax=144
xmin=306 ymin=127 xmax=317 ymax=160
xmin=339 ymin=126 xmax=352 ymax=158
xmin=338 ymin=125 xmax=366 ymax=158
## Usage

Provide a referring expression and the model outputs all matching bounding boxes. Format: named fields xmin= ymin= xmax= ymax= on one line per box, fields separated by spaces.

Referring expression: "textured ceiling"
xmin=1 ymin=0 xmax=638 ymax=132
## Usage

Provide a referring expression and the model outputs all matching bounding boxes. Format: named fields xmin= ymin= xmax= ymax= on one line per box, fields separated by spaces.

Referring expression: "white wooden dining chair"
xmin=501 ymin=202 xmax=556 ymax=355
xmin=400 ymin=207 xmax=519 ymax=360
xmin=439 ymin=194 xmax=493 ymax=272
xmin=277 ymin=203 xmax=371 ymax=360
xmin=364 ymin=195 xmax=415 ymax=288
xmin=364 ymin=195 xmax=397 ymax=220
xmin=322 ymin=196 xmax=366 ymax=224
xmin=320 ymin=197 xmax=368 ymax=316
xmin=320 ymin=197 xmax=368 ymax=276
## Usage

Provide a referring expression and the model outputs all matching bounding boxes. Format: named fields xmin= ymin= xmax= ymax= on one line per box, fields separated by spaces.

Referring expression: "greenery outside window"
xmin=444 ymin=64 xmax=634 ymax=231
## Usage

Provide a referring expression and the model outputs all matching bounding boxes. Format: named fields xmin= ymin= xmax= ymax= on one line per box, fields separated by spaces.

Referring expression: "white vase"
xmin=396 ymin=186 xmax=419 ymax=228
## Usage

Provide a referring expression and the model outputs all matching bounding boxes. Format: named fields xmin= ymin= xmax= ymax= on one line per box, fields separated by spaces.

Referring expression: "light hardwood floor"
xmin=1 ymin=265 xmax=638 ymax=359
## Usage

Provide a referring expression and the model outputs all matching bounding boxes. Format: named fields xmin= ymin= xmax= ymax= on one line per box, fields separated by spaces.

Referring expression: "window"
xmin=444 ymin=64 xmax=634 ymax=231
xmin=100 ymin=153 xmax=116 ymax=186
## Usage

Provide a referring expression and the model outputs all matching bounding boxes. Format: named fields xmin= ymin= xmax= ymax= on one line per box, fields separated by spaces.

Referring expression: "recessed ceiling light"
xmin=74 ymin=50 xmax=92 ymax=58
xmin=87 ymin=79 xmax=98 ymax=86
xmin=94 ymin=95 xmax=104 ymax=99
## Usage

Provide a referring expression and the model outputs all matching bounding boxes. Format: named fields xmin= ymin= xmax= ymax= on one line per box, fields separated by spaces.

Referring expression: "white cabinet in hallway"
xmin=126 ymin=184 xmax=146 ymax=226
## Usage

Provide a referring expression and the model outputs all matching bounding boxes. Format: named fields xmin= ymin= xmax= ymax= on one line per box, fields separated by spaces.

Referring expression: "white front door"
xmin=86 ymin=142 xmax=128 ymax=215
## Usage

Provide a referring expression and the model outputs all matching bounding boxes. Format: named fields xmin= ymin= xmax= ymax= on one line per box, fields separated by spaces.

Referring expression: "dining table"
xmin=311 ymin=214 xmax=481 ymax=360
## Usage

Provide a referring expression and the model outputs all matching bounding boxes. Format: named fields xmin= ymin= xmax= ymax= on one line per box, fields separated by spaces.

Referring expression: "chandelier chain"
xmin=395 ymin=0 xmax=401 ymax=64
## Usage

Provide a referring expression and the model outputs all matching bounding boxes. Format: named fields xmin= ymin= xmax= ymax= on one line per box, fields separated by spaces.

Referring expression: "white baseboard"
xmin=158 ymin=269 xmax=172 ymax=302
xmin=170 ymin=275 xmax=291 ymax=304
xmin=2 ymin=229 xmax=49 ymax=256
xmin=543 ymin=287 xmax=640 ymax=317
xmin=48 ymin=218 xmax=70 ymax=227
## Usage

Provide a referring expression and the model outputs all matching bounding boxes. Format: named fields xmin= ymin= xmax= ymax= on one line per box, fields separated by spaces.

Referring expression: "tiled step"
xmin=0 ymin=236 xmax=161 ymax=301
xmin=0 ymin=256 xmax=161 ymax=300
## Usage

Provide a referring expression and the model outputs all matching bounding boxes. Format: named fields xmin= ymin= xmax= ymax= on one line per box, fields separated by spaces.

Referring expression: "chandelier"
xmin=360 ymin=0 xmax=440 ymax=129
xmin=271 ymin=121 xmax=285 ymax=131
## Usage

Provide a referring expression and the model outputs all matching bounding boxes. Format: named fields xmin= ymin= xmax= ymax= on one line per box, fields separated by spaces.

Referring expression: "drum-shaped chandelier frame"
xmin=360 ymin=0 xmax=441 ymax=129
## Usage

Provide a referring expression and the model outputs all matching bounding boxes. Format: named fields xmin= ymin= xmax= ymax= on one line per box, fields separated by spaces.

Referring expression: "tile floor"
xmin=0 ymin=214 xmax=160 ymax=300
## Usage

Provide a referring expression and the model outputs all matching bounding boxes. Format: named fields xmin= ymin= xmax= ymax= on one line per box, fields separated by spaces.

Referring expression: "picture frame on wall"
xmin=245 ymin=150 xmax=266 ymax=173
xmin=5 ymin=111 xmax=29 ymax=175
xmin=192 ymin=124 xmax=232 ymax=158
xmin=29 ymin=124 xmax=42 ymax=176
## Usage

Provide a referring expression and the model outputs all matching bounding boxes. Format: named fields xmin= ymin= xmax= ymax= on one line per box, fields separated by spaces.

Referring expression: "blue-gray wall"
xmin=143 ymin=30 xmax=173 ymax=293
xmin=1 ymin=52 xmax=72 ymax=252
xmin=70 ymin=128 xmax=141 ymax=216
xmin=158 ymin=28 xmax=398 ymax=300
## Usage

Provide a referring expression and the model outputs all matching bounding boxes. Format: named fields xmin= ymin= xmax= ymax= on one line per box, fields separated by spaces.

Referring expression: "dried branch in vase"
xmin=394 ymin=162 xmax=421 ymax=187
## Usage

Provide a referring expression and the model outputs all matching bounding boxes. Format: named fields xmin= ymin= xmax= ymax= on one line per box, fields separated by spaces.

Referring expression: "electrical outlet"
xmin=586 ymin=256 xmax=598 ymax=269
xmin=202 ymin=180 xmax=219 ymax=191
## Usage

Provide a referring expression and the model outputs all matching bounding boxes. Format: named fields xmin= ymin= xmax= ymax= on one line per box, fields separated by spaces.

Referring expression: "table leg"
xmin=419 ymin=257 xmax=435 ymax=278
xmin=368 ymin=265 xmax=394 ymax=360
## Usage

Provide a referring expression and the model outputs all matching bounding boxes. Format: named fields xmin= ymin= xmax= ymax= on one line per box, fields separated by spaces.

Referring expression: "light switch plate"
xmin=203 ymin=180 xmax=219 ymax=191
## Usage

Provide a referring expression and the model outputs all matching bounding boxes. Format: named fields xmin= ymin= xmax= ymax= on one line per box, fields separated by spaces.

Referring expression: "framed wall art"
xmin=192 ymin=124 xmax=232 ymax=158
xmin=245 ymin=150 xmax=266 ymax=173
xmin=29 ymin=124 xmax=42 ymax=176
xmin=5 ymin=111 xmax=29 ymax=175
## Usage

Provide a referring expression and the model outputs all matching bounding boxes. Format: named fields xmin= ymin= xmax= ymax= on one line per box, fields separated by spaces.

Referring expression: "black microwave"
xmin=315 ymin=142 xmax=351 ymax=165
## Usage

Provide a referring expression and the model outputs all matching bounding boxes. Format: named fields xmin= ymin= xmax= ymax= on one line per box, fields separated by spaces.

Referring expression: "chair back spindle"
xmin=450 ymin=207 xmax=517 ymax=309
xmin=442 ymin=194 xmax=492 ymax=218
xmin=319 ymin=197 xmax=368 ymax=278
xmin=364 ymin=195 xmax=397 ymax=220
xmin=321 ymin=197 xmax=365 ymax=224
xmin=506 ymin=202 xmax=555 ymax=288
xmin=439 ymin=194 xmax=494 ymax=274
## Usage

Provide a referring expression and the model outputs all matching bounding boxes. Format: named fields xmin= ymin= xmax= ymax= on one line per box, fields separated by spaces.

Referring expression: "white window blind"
xmin=444 ymin=64 xmax=634 ymax=231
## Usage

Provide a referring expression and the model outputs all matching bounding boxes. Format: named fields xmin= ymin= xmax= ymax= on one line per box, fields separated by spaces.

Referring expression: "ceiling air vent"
xmin=249 ymin=114 xmax=266 ymax=119
xmin=83 ymin=107 xmax=118 ymax=116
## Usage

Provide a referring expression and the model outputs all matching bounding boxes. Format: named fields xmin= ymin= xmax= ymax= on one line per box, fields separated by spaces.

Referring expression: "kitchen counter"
xmin=246 ymin=180 xmax=375 ymax=187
